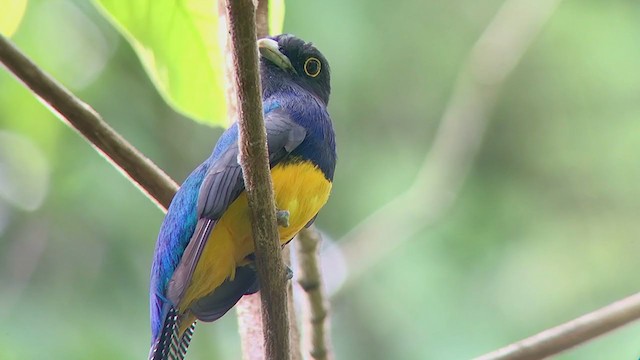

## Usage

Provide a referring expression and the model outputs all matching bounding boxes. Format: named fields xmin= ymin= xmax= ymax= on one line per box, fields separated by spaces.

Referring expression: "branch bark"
xmin=473 ymin=292 xmax=640 ymax=360
xmin=296 ymin=228 xmax=333 ymax=360
xmin=225 ymin=1 xmax=301 ymax=359
xmin=216 ymin=2 xmax=264 ymax=358
xmin=0 ymin=34 xmax=178 ymax=212
xmin=285 ymin=246 xmax=303 ymax=360
xmin=254 ymin=0 xmax=269 ymax=40
xmin=223 ymin=1 xmax=290 ymax=360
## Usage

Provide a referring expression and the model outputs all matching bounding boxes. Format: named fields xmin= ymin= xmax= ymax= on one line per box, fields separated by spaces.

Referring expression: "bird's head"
xmin=258 ymin=34 xmax=331 ymax=105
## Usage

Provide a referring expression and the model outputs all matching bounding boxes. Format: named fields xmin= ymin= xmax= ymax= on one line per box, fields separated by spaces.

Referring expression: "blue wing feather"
xmin=150 ymin=160 xmax=208 ymax=341
xmin=150 ymin=101 xmax=281 ymax=342
xmin=149 ymin=93 xmax=337 ymax=346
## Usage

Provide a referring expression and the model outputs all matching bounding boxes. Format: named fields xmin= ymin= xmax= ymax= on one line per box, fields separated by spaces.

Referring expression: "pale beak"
xmin=258 ymin=38 xmax=297 ymax=74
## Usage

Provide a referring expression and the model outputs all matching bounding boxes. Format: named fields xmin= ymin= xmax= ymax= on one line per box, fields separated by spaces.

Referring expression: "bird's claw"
xmin=244 ymin=256 xmax=293 ymax=280
xmin=276 ymin=209 xmax=290 ymax=227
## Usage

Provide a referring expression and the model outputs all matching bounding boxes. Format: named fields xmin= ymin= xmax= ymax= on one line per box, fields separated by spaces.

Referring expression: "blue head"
xmin=258 ymin=34 xmax=331 ymax=106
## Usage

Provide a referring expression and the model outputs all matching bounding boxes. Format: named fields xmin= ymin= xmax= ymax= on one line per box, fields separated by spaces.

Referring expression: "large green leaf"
xmin=269 ymin=0 xmax=285 ymax=35
xmin=94 ymin=0 xmax=285 ymax=127
xmin=0 ymin=0 xmax=28 ymax=37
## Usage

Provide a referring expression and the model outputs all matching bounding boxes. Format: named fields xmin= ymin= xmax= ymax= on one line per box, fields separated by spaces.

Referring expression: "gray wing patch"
xmin=167 ymin=219 xmax=216 ymax=305
xmin=266 ymin=110 xmax=306 ymax=165
xmin=198 ymin=109 xmax=306 ymax=220
xmin=197 ymin=148 xmax=244 ymax=219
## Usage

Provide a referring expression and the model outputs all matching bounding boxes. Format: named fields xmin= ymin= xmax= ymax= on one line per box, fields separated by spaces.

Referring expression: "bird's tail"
xmin=149 ymin=307 xmax=196 ymax=360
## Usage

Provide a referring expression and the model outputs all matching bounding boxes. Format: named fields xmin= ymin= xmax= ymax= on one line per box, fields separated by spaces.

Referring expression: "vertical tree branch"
xmin=254 ymin=0 xmax=269 ymax=40
xmin=228 ymin=1 xmax=301 ymax=359
xmin=223 ymin=1 xmax=290 ymax=360
xmin=0 ymin=34 xmax=178 ymax=212
xmin=236 ymin=297 xmax=267 ymax=360
xmin=217 ymin=1 xmax=263 ymax=357
xmin=218 ymin=0 xmax=239 ymax=124
xmin=228 ymin=3 xmax=266 ymax=358
xmin=296 ymin=228 xmax=333 ymax=360
xmin=254 ymin=2 xmax=303 ymax=356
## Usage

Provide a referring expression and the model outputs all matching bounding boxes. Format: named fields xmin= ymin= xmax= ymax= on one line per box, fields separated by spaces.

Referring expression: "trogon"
xmin=148 ymin=34 xmax=336 ymax=360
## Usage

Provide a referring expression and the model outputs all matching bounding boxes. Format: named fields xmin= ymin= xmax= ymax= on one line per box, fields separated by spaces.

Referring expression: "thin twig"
xmin=296 ymin=227 xmax=334 ymax=360
xmin=473 ymin=292 xmax=640 ymax=360
xmin=285 ymin=248 xmax=303 ymax=360
xmin=223 ymin=1 xmax=290 ymax=360
xmin=337 ymin=0 xmax=562 ymax=287
xmin=0 ymin=34 xmax=178 ymax=211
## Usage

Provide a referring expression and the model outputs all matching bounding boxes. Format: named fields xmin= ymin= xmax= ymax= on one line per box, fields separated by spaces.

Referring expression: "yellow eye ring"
xmin=304 ymin=57 xmax=321 ymax=77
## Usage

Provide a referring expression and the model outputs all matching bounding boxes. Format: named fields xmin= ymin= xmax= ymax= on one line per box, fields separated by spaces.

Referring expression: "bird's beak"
xmin=258 ymin=38 xmax=297 ymax=74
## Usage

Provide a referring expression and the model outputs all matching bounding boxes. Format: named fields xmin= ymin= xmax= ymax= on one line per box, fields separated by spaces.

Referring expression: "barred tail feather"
xmin=177 ymin=324 xmax=196 ymax=359
xmin=149 ymin=308 xmax=196 ymax=360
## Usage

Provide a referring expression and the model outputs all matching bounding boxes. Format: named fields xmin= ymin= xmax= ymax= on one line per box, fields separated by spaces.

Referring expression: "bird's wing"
xmin=166 ymin=108 xmax=306 ymax=306
xmin=190 ymin=265 xmax=259 ymax=322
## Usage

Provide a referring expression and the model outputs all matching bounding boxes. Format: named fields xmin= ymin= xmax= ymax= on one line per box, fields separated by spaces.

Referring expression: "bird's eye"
xmin=303 ymin=57 xmax=321 ymax=78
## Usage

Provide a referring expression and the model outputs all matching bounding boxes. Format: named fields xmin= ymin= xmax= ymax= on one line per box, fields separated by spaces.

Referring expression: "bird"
xmin=148 ymin=34 xmax=336 ymax=360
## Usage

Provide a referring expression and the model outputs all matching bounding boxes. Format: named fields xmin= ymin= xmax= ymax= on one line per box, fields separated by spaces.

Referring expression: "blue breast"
xmin=271 ymin=91 xmax=337 ymax=181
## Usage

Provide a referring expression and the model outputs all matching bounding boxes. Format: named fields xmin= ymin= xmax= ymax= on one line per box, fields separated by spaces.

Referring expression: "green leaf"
xmin=94 ymin=0 xmax=226 ymax=126
xmin=0 ymin=0 xmax=28 ymax=37
xmin=94 ymin=0 xmax=286 ymax=127
xmin=269 ymin=0 xmax=285 ymax=35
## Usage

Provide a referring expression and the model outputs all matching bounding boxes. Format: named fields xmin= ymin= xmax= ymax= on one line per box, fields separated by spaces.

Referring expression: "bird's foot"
xmin=276 ymin=209 xmax=290 ymax=227
xmin=285 ymin=265 xmax=293 ymax=280
xmin=244 ymin=257 xmax=292 ymax=281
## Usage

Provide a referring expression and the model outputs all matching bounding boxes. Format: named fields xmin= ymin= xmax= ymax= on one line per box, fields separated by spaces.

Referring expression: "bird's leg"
xmin=284 ymin=265 xmax=293 ymax=280
xmin=245 ymin=254 xmax=292 ymax=280
xmin=276 ymin=209 xmax=290 ymax=227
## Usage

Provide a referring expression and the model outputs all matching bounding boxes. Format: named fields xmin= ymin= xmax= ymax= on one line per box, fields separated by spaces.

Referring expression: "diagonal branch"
xmin=223 ymin=1 xmax=290 ymax=359
xmin=473 ymin=292 xmax=640 ymax=360
xmin=0 ymin=34 xmax=178 ymax=212
xmin=337 ymin=0 xmax=562 ymax=288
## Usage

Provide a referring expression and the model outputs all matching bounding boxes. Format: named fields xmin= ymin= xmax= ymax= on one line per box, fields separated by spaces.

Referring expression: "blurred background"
xmin=1 ymin=0 xmax=639 ymax=359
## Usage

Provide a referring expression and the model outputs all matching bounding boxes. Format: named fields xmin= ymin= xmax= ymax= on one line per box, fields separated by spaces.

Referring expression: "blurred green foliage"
xmin=1 ymin=0 xmax=639 ymax=359
xmin=95 ymin=0 xmax=284 ymax=126
xmin=0 ymin=0 xmax=27 ymax=37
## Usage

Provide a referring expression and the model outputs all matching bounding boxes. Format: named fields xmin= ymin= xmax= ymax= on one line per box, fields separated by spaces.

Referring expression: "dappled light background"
xmin=1 ymin=0 xmax=640 ymax=359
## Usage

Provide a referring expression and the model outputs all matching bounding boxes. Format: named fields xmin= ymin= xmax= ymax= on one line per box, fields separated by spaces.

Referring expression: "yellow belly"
xmin=179 ymin=160 xmax=332 ymax=311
